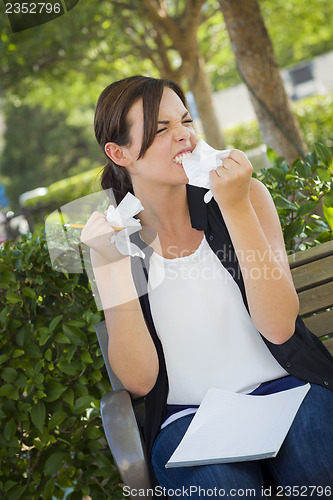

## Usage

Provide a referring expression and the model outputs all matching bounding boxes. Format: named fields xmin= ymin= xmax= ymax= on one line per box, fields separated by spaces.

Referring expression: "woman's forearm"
xmin=91 ymin=250 xmax=158 ymax=394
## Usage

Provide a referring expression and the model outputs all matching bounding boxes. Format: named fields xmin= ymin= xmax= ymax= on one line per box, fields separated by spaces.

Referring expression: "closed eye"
xmin=156 ymin=127 xmax=167 ymax=134
xmin=156 ymin=118 xmax=193 ymax=135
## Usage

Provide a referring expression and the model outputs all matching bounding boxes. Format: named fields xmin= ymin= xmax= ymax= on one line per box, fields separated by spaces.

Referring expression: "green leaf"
xmin=45 ymin=349 xmax=52 ymax=361
xmin=58 ymin=360 xmax=81 ymax=376
xmin=266 ymin=146 xmax=278 ymax=164
xmin=1 ymin=367 xmax=18 ymax=383
xmin=297 ymin=200 xmax=318 ymax=217
xmin=316 ymin=167 xmax=331 ymax=182
xmin=0 ymin=353 xmax=10 ymax=365
xmin=66 ymin=344 xmax=77 ymax=364
xmin=294 ymin=160 xmax=310 ymax=178
xmin=25 ymin=342 xmax=42 ymax=359
xmin=0 ymin=383 xmax=15 ymax=396
xmin=5 ymin=292 xmax=22 ymax=304
xmin=44 ymin=380 xmax=67 ymax=402
xmin=73 ymin=396 xmax=94 ymax=414
xmin=268 ymin=167 xmax=285 ymax=182
xmin=323 ymin=205 xmax=333 ymax=232
xmin=324 ymin=191 xmax=333 ymax=208
xmin=0 ymin=307 xmax=8 ymax=324
xmin=80 ymin=351 xmax=93 ymax=364
xmin=55 ymin=332 xmax=72 ymax=344
xmin=315 ymin=142 xmax=333 ymax=166
xmin=43 ymin=478 xmax=55 ymax=498
xmin=22 ymin=287 xmax=36 ymax=299
xmin=0 ymin=270 xmax=16 ymax=283
xmin=86 ymin=427 xmax=103 ymax=440
xmin=4 ymin=419 xmax=16 ymax=441
xmin=273 ymin=195 xmax=298 ymax=211
xmin=4 ymin=480 xmax=16 ymax=491
xmin=49 ymin=315 xmax=63 ymax=332
xmin=38 ymin=327 xmax=52 ymax=346
xmin=48 ymin=411 xmax=67 ymax=429
xmin=62 ymin=324 xmax=86 ymax=346
xmin=44 ymin=451 xmax=68 ymax=475
xmin=316 ymin=231 xmax=333 ymax=243
xmin=30 ymin=402 xmax=46 ymax=432
xmin=8 ymin=485 xmax=26 ymax=500
xmin=12 ymin=349 xmax=25 ymax=358
xmin=62 ymin=388 xmax=74 ymax=407
xmin=284 ymin=220 xmax=304 ymax=242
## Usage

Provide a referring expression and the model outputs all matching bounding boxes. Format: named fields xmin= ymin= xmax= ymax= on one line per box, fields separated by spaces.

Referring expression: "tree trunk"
xmin=182 ymin=52 xmax=225 ymax=149
xmin=219 ymin=0 xmax=307 ymax=163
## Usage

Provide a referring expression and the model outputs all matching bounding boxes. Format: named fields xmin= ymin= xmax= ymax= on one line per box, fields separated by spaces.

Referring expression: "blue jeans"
xmin=151 ymin=384 xmax=333 ymax=499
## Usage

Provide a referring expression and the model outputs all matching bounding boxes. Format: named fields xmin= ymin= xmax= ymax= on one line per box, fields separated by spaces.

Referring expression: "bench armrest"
xmin=100 ymin=390 xmax=152 ymax=495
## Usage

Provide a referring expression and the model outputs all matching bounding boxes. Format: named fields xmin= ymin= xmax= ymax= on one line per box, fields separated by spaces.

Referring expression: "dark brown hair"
xmin=94 ymin=75 xmax=187 ymax=204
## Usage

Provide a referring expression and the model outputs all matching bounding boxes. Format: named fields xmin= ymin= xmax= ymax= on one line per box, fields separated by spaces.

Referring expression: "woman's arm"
xmin=81 ymin=214 xmax=159 ymax=396
xmin=210 ymin=151 xmax=299 ymax=344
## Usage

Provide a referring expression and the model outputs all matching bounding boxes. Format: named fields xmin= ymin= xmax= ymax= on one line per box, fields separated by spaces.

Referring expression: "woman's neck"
xmin=134 ymin=183 xmax=190 ymax=235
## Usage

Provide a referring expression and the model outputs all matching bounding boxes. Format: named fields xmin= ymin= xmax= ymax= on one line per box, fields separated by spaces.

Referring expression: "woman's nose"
xmin=173 ymin=123 xmax=191 ymax=142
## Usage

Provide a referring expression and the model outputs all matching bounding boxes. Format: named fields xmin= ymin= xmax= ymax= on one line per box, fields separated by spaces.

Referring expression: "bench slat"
xmin=291 ymin=255 xmax=333 ymax=292
xmin=298 ymin=282 xmax=333 ymax=316
xmin=288 ymin=240 xmax=333 ymax=268
xmin=303 ymin=309 xmax=333 ymax=337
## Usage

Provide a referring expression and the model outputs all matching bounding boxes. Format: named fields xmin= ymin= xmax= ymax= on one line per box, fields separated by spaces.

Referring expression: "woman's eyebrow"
xmin=158 ymin=111 xmax=189 ymax=124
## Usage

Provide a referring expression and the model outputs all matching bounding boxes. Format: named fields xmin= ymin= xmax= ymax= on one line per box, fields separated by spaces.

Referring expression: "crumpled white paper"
xmin=182 ymin=138 xmax=232 ymax=203
xmin=106 ymin=192 xmax=145 ymax=258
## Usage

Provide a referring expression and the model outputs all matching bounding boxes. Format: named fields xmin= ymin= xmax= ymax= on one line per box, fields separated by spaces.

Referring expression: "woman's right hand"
xmin=80 ymin=210 xmax=123 ymax=262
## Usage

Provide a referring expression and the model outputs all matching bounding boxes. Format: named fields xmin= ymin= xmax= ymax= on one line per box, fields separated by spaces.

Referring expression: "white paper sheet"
xmin=166 ymin=384 xmax=310 ymax=468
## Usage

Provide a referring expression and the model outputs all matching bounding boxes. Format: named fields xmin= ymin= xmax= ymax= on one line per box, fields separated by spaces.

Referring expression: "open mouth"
xmin=173 ymin=151 xmax=192 ymax=165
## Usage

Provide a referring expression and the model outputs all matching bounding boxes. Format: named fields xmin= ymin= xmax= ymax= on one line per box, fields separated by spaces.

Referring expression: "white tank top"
xmin=148 ymin=235 xmax=288 ymax=405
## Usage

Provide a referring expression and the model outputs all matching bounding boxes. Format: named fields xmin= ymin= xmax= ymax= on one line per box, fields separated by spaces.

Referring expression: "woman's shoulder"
xmin=249 ymin=177 xmax=273 ymax=209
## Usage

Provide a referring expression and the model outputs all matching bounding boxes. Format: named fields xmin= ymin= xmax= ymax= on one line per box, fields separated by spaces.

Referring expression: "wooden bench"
xmin=288 ymin=239 xmax=333 ymax=355
xmin=95 ymin=239 xmax=333 ymax=498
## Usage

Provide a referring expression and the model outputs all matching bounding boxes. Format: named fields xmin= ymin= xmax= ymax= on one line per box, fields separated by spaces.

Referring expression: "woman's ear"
xmin=105 ymin=142 xmax=131 ymax=167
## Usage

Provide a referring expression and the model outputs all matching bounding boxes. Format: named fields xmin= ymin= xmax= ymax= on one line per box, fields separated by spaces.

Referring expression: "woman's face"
xmin=126 ymin=87 xmax=197 ymax=189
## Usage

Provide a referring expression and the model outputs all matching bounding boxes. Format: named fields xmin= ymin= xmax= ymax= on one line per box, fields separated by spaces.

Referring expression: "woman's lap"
xmin=265 ymin=384 xmax=333 ymax=489
xmin=152 ymin=413 xmax=266 ymax=498
xmin=151 ymin=384 xmax=333 ymax=499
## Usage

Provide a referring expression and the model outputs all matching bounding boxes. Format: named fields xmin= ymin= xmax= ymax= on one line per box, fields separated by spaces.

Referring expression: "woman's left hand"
xmin=209 ymin=149 xmax=253 ymax=213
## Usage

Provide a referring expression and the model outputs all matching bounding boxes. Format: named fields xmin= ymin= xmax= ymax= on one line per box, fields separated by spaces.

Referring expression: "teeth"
xmin=173 ymin=151 xmax=192 ymax=164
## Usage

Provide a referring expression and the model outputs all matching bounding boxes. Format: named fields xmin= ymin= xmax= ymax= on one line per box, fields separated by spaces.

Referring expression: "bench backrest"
xmin=288 ymin=240 xmax=333 ymax=355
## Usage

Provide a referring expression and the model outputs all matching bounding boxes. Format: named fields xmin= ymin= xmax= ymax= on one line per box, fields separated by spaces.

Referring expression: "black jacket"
xmin=130 ymin=184 xmax=333 ymax=486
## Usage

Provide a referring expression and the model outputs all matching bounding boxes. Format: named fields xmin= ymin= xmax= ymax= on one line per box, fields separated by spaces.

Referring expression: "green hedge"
xmin=20 ymin=167 xmax=102 ymax=210
xmin=255 ymin=143 xmax=333 ymax=252
xmin=0 ymin=234 xmax=123 ymax=500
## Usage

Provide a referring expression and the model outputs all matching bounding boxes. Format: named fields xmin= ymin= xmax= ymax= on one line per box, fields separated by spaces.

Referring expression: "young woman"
xmin=81 ymin=76 xmax=333 ymax=498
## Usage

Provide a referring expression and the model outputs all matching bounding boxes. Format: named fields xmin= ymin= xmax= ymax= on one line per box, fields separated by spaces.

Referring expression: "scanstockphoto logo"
xmin=3 ymin=0 xmax=80 ymax=33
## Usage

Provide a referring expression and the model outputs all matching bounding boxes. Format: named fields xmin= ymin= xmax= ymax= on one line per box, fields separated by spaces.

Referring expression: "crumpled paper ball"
xmin=106 ymin=192 xmax=145 ymax=258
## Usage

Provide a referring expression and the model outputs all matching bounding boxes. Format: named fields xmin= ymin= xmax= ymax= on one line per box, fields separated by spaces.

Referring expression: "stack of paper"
xmin=166 ymin=384 xmax=310 ymax=468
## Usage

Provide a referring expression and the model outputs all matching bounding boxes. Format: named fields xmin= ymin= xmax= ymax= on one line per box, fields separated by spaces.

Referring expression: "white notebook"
xmin=166 ymin=384 xmax=310 ymax=468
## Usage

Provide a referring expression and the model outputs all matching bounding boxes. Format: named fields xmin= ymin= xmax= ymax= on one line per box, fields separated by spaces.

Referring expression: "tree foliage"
xmin=260 ymin=0 xmax=333 ymax=69
xmin=1 ymin=0 xmax=333 ymax=97
xmin=1 ymin=0 xmax=333 ymax=207
xmin=0 ymin=103 xmax=102 ymax=209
